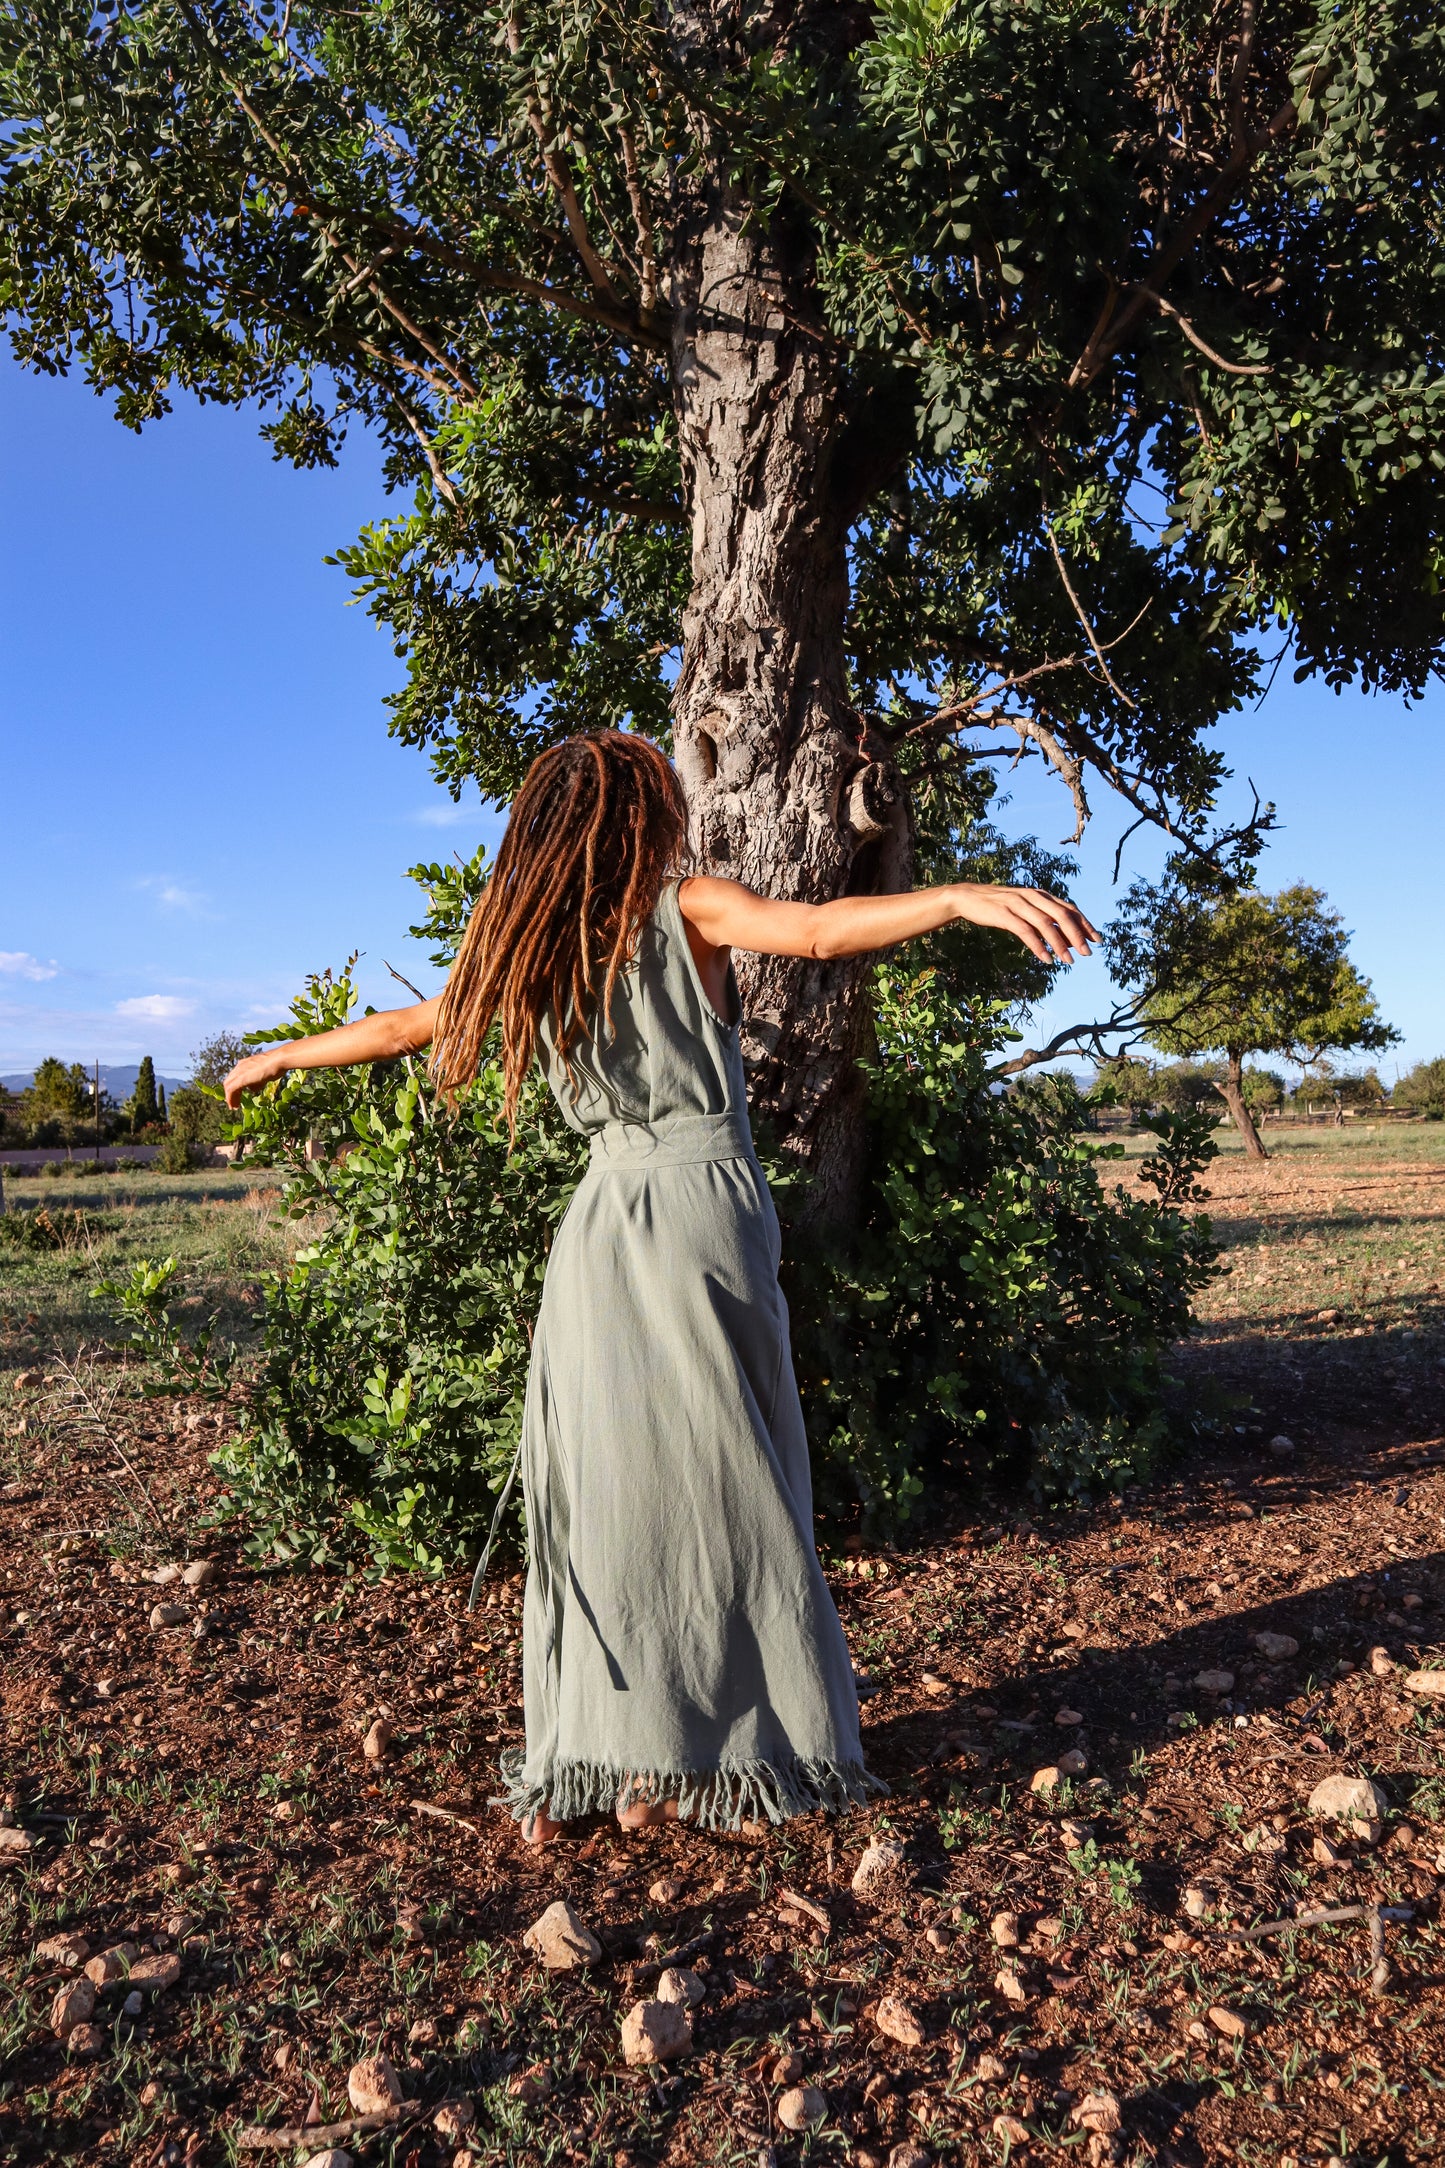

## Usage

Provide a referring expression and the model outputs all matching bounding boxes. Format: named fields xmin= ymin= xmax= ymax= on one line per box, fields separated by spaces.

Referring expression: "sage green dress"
xmin=503 ymin=879 xmax=877 ymax=1829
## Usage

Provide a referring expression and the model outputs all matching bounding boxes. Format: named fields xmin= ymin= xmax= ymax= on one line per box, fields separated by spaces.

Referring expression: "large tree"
xmin=5 ymin=0 xmax=1444 ymax=1215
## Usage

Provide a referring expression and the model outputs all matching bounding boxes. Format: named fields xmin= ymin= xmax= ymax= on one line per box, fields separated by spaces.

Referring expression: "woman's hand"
xmin=224 ymin=1047 xmax=292 ymax=1109
xmin=948 ymin=883 xmax=1100 ymax=965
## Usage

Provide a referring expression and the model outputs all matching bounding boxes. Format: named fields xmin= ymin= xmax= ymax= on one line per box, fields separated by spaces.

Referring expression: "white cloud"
xmin=116 ymin=994 xmax=197 ymax=1022
xmin=137 ymin=875 xmax=207 ymax=913
xmin=411 ymin=802 xmax=474 ymax=828
xmin=0 ymin=951 xmax=59 ymax=982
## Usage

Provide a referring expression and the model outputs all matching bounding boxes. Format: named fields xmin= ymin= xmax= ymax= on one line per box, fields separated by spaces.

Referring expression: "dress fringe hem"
xmin=501 ymin=1750 xmax=886 ymax=1831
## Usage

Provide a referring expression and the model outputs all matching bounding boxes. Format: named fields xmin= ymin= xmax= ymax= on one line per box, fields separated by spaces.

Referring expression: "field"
xmin=2 ymin=1124 xmax=1445 ymax=2168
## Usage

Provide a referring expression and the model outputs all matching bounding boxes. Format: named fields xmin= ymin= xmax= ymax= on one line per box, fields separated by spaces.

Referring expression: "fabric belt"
xmin=587 ymin=1110 xmax=755 ymax=1170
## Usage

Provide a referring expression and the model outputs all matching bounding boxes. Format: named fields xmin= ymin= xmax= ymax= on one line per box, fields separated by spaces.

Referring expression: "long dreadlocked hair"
xmin=430 ymin=731 xmax=690 ymax=1133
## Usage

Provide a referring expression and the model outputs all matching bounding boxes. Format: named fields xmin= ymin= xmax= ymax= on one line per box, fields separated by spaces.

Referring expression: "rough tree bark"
xmin=667 ymin=133 xmax=911 ymax=1226
xmin=1217 ymin=1048 xmax=1269 ymax=1160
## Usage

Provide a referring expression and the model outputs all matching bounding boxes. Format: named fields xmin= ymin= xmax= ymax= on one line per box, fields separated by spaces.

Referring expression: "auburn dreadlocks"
xmin=430 ymin=731 xmax=690 ymax=1132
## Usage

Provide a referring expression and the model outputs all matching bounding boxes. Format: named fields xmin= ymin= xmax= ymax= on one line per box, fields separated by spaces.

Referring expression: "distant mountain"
xmin=1 ymin=1065 xmax=188 ymax=1099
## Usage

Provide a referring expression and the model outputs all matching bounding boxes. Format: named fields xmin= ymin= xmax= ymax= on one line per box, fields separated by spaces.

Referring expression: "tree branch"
xmin=989 ymin=993 xmax=1153 ymax=1078
xmin=508 ymin=16 xmax=626 ymax=308
xmin=1149 ymin=289 xmax=1272 ymax=376
xmin=1042 ymin=517 xmax=1139 ymax=709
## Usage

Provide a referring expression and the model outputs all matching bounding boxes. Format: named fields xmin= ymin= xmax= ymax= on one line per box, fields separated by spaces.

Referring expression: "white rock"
xmin=850 ymin=1835 xmax=906 ymax=1898
xmin=1308 ymin=1774 xmax=1388 ymax=1830
xmin=361 ymin=1717 xmax=394 ymax=1763
xmin=150 ymin=1564 xmax=183 ymax=1586
xmin=990 ymin=1911 xmax=1020 ymax=1948
xmin=432 ymin=2101 xmax=475 ymax=2142
xmin=36 ymin=1931 xmax=90 ymax=1968
xmin=1030 ymin=1764 xmax=1063 ymax=1794
xmin=148 ymin=1602 xmax=190 ymax=1631
xmin=347 ymin=2052 xmax=404 ymax=2114
xmin=50 ymin=1977 xmax=96 ymax=2039
xmin=1253 ymin=1631 xmax=1299 ymax=1661
xmin=619 ymin=1996 xmax=692 ymax=2066
xmin=1404 ymin=1670 xmax=1445 ymax=1697
xmin=994 ymin=1965 xmax=1027 ymax=2004
xmin=522 ymin=1899 xmax=601 ymax=1971
xmin=0 ymin=1825 xmax=38 ymax=1855
xmin=1072 ymin=2090 xmax=1122 ymax=2135
xmin=874 ymin=1994 xmax=926 ymax=2047
xmin=776 ymin=2084 xmax=827 ymax=2131
xmin=182 ymin=1559 xmax=218 ymax=1591
xmin=1370 ymin=1646 xmax=1397 ymax=1677
xmin=655 ymin=1965 xmax=705 ymax=2008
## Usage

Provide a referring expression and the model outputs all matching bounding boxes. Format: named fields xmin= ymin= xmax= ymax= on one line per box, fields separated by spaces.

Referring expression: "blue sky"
xmin=2 ymin=357 xmax=1440 ymax=1083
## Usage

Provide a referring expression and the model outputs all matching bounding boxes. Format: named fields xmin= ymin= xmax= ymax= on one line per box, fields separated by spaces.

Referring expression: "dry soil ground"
xmin=2 ymin=1127 xmax=1444 ymax=2168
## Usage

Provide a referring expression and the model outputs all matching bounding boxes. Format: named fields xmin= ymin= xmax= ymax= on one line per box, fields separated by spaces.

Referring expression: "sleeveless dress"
xmin=502 ymin=879 xmax=878 ymax=1829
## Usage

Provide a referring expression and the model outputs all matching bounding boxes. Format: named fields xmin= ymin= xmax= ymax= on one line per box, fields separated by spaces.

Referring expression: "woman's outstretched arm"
xmin=223 ymin=996 xmax=440 ymax=1109
xmin=679 ymin=876 xmax=1099 ymax=968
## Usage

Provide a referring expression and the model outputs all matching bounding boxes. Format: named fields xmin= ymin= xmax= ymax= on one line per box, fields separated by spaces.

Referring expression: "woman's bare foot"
xmin=616 ymin=1795 xmax=680 ymax=1831
xmin=521 ymin=1803 xmax=568 ymax=1846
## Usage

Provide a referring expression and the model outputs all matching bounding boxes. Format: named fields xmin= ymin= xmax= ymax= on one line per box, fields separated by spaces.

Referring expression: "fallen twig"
xmin=779 ymin=1887 xmax=832 ymax=1934
xmin=236 ymin=2106 xmax=403 ymax=2150
xmin=1207 ymin=1901 xmax=1413 ymax=1944
xmin=632 ymin=1928 xmax=719 ymax=1982
xmin=408 ymin=1797 xmax=482 ymax=1835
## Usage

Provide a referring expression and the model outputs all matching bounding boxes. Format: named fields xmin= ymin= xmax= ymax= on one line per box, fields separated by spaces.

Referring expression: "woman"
xmin=225 ymin=731 xmax=1097 ymax=1843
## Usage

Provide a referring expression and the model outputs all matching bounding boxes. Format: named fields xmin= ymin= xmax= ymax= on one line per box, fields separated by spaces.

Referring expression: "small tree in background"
xmin=1395 ymin=1060 xmax=1445 ymax=1121
xmin=1113 ymin=881 xmax=1397 ymax=1160
xmin=129 ymin=1055 xmax=160 ymax=1135
xmin=188 ymin=1033 xmax=247 ymax=1094
xmin=1091 ymin=1056 xmax=1157 ymax=1126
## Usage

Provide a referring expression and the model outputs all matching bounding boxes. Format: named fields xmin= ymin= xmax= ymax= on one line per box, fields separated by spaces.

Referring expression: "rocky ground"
xmin=2 ymin=1128 xmax=1444 ymax=2168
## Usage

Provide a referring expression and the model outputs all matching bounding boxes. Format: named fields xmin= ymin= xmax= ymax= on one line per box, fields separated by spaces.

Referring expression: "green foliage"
xmin=130 ymin=1055 xmax=159 ymax=1133
xmin=187 ymin=1031 xmax=248 ymax=1094
xmin=1395 ymin=1057 xmax=1445 ymax=1120
xmin=205 ymin=954 xmax=1215 ymax=1569
xmin=92 ymin=1255 xmax=236 ymax=1399
xmin=167 ymin=1085 xmax=227 ymax=1151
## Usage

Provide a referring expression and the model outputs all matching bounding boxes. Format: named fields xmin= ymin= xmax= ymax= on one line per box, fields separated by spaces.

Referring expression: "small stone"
xmin=121 ymin=1990 xmax=143 ymax=2018
xmin=84 ymin=1942 xmax=138 ymax=1986
xmin=992 ymin=2115 xmax=1031 ymax=2144
xmin=1055 ymin=1706 xmax=1083 ymax=1726
xmin=851 ymin=1835 xmax=907 ymax=1898
xmin=301 ymin=2154 xmax=353 ymax=2168
xmin=990 ymin=1911 xmax=1021 ymax=1948
xmin=1195 ymin=1668 xmax=1235 ymax=1695
xmin=1183 ymin=1887 xmax=1208 ymax=1920
xmin=407 ymin=2016 xmax=440 ymax=2049
xmin=1187 ymin=2019 xmax=1210 ymax=2043
xmin=1307 ymin=1773 xmax=1388 ymax=1835
xmin=67 ymin=2021 xmax=106 ymax=2058
xmin=347 ymin=2052 xmax=404 ymax=2114
xmin=1209 ymin=2005 xmax=1249 ymax=2040
xmin=50 ymin=1977 xmax=97 ymax=2039
xmin=771 ymin=2052 xmax=804 ymax=2085
xmin=775 ymin=2084 xmax=826 ymax=2132
xmin=874 ymin=1994 xmax=926 ymax=2047
xmin=1059 ymin=1817 xmax=1091 ymax=1848
xmin=619 ymin=1996 xmax=692 ymax=2066
xmin=433 ymin=2101 xmax=475 ymax=2142
xmin=648 ymin=1875 xmax=684 ymax=1905
xmin=139 ymin=2082 xmax=162 ymax=2107
xmin=507 ymin=2065 xmax=553 ymax=2103
xmin=1030 ymin=1764 xmax=1063 ymax=1794
xmin=0 ymin=1825 xmax=38 ymax=1854
xmin=362 ymin=1717 xmax=394 ymax=1763
xmin=36 ymin=1931 xmax=90 ymax=1968
xmin=1268 ymin=1434 xmax=1295 ymax=1458
xmin=655 ymin=1965 xmax=705 ymax=2008
xmin=1369 ymin=1646 xmax=1396 ymax=1677
xmin=1057 ymin=1746 xmax=1089 ymax=1777
xmin=151 ymin=1563 xmax=183 ymax=1585
xmin=887 ymin=2147 xmax=931 ymax=2168
xmin=523 ymin=1899 xmax=602 ymax=1971
xmin=163 ymin=1913 xmax=198 ymax=1940
xmin=181 ymin=1559 xmax=218 ymax=1590
xmin=1072 ymin=2090 xmax=1122 ymax=2135
xmin=924 ymin=1923 xmax=952 ymax=1953
xmin=1313 ymin=1835 xmax=1345 ymax=1865
xmin=994 ymin=1965 xmax=1027 ymax=2004
xmin=1253 ymin=1631 xmax=1299 ymax=1661
xmin=1404 ymin=1670 xmax=1445 ymax=1697
xmin=976 ymin=2052 xmax=1007 ymax=2082
xmin=127 ymin=1952 xmax=181 ymax=1994
xmin=148 ymin=1602 xmax=190 ymax=1631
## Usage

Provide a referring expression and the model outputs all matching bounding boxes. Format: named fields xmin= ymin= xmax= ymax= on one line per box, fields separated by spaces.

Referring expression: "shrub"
xmin=205 ymin=962 xmax=1217 ymax=1571
xmin=152 ymin=1132 xmax=198 ymax=1174
xmin=1394 ymin=1058 xmax=1445 ymax=1121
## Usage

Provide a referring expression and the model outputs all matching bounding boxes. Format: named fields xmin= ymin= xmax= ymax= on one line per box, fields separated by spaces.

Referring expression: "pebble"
xmin=1183 ymin=1887 xmax=1208 ymax=1920
xmin=1313 ymin=1835 xmax=1346 ymax=1865
xmin=619 ymin=1996 xmax=692 ymax=2066
xmin=1268 ymin=1433 xmax=1294 ymax=1456
xmin=775 ymin=2084 xmax=827 ymax=2132
xmin=923 ymin=1924 xmax=951 ymax=1953
xmin=67 ymin=2021 xmax=106 ymax=2058
xmin=1057 ymin=1746 xmax=1089 ymax=1778
xmin=1209 ymin=2005 xmax=1249 ymax=2040
xmin=407 ymin=2016 xmax=440 ymax=2049
xmin=1059 ymin=1817 xmax=1091 ymax=1848
xmin=1055 ymin=1706 xmax=1083 ymax=1726
xmin=1307 ymin=1773 xmax=1388 ymax=1840
xmin=0 ymin=1825 xmax=39 ymax=1855
xmin=992 ymin=2115 xmax=1031 ymax=2144
xmin=182 ymin=1559 xmax=219 ymax=1591
xmin=1195 ymin=1669 xmax=1235 ymax=1695
xmin=888 ymin=2147 xmax=932 ymax=2168
xmin=85 ymin=1942 xmax=138 ymax=1986
xmin=361 ymin=1717 xmax=394 ymax=1763
xmin=163 ymin=1913 xmax=199 ymax=1940
xmin=347 ymin=2052 xmax=404 ymax=2113
xmin=648 ymin=1875 xmax=684 ymax=1905
xmin=36 ymin=1932 xmax=90 ymax=1968
xmin=994 ymin=1965 xmax=1027 ymax=2004
xmin=432 ymin=2101 xmax=475 ymax=2141
xmin=990 ymin=1911 xmax=1021 ymax=1948
xmin=507 ymin=2066 xmax=553 ymax=2103
xmin=522 ymin=1900 xmax=602 ymax=1972
xmin=1404 ymin=1670 xmax=1445 ymax=1698
xmin=874 ymin=1994 xmax=926 ymax=2047
xmin=920 ymin=1671 xmax=950 ymax=1696
xmin=121 ymin=1990 xmax=143 ymax=2018
xmin=148 ymin=1603 xmax=190 ymax=1631
xmin=1072 ymin=2090 xmax=1121 ymax=2135
xmin=50 ymin=1978 xmax=96 ymax=2039
xmin=975 ymin=2052 xmax=1008 ymax=2082
xmin=150 ymin=1564 xmax=184 ymax=1586
xmin=129 ymin=1952 xmax=182 ymax=1994
xmin=655 ymin=1965 xmax=705 ymax=2008
xmin=301 ymin=2154 xmax=353 ymax=2168
xmin=851 ymin=1835 xmax=907 ymax=1898
xmin=1369 ymin=1646 xmax=1396 ymax=1677
xmin=1253 ymin=1631 xmax=1299 ymax=1661
xmin=771 ymin=2053 xmax=804 ymax=2085
xmin=1030 ymin=1765 xmax=1064 ymax=1794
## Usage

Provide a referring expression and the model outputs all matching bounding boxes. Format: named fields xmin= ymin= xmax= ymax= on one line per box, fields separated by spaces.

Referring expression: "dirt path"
xmin=3 ymin=1139 xmax=1444 ymax=2167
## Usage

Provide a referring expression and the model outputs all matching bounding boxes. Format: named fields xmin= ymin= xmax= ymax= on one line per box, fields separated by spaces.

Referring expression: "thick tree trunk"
xmin=667 ymin=166 xmax=909 ymax=1225
xmin=1218 ymin=1049 xmax=1269 ymax=1160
